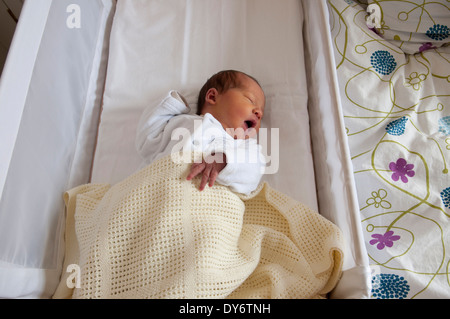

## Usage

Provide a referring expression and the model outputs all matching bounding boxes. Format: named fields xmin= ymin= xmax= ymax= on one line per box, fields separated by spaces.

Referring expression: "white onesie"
xmin=135 ymin=91 xmax=266 ymax=195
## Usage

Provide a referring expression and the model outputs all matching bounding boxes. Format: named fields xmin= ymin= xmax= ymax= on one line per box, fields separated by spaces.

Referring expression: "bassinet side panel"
xmin=0 ymin=0 xmax=115 ymax=298
xmin=302 ymin=0 xmax=371 ymax=298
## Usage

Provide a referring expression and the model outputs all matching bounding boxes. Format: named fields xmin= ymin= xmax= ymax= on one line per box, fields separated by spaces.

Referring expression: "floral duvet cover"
xmin=328 ymin=0 xmax=450 ymax=298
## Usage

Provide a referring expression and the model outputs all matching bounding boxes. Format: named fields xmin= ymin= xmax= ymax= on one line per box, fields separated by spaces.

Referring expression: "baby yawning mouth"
xmin=245 ymin=120 xmax=255 ymax=129
xmin=227 ymin=118 xmax=259 ymax=139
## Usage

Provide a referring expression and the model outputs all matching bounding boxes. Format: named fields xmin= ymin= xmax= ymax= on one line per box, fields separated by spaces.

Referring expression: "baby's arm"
xmin=136 ymin=91 xmax=189 ymax=162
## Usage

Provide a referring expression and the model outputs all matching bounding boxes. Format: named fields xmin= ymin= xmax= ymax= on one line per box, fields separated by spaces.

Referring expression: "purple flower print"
xmin=419 ymin=42 xmax=436 ymax=53
xmin=389 ymin=158 xmax=415 ymax=183
xmin=370 ymin=231 xmax=401 ymax=250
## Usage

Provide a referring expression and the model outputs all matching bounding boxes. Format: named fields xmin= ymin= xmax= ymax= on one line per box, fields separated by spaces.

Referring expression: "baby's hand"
xmin=186 ymin=152 xmax=226 ymax=191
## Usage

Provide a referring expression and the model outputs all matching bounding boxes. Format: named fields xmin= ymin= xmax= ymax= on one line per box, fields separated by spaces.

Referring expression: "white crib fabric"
xmin=0 ymin=0 xmax=114 ymax=298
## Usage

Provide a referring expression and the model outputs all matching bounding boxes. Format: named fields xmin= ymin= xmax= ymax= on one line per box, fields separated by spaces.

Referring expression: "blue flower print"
xmin=371 ymin=50 xmax=397 ymax=76
xmin=386 ymin=116 xmax=408 ymax=136
xmin=426 ymin=24 xmax=449 ymax=41
xmin=439 ymin=116 xmax=450 ymax=136
xmin=441 ymin=187 xmax=450 ymax=208
xmin=372 ymin=273 xmax=410 ymax=299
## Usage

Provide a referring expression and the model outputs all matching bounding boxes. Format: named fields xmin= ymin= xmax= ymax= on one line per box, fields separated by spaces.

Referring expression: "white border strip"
xmin=0 ymin=0 xmax=53 ymax=200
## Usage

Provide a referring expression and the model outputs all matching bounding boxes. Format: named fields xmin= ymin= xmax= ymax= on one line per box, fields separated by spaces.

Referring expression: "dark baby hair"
xmin=196 ymin=70 xmax=261 ymax=115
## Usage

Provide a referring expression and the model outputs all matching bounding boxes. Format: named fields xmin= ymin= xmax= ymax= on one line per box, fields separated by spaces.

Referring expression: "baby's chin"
xmin=226 ymin=127 xmax=258 ymax=140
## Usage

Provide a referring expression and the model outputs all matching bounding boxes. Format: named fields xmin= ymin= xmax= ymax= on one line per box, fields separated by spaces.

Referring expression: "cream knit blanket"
xmin=53 ymin=154 xmax=344 ymax=299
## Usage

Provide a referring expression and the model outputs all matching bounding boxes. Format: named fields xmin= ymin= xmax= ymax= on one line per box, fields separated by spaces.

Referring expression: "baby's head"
xmin=197 ymin=70 xmax=265 ymax=139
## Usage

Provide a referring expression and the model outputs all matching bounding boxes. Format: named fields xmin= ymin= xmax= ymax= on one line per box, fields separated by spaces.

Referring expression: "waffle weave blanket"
xmin=53 ymin=154 xmax=344 ymax=298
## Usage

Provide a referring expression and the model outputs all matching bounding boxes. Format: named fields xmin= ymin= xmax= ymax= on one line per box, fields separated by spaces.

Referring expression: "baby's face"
xmin=210 ymin=74 xmax=265 ymax=139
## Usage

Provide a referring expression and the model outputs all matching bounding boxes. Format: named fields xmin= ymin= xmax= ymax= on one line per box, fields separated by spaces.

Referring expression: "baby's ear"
xmin=205 ymin=88 xmax=218 ymax=104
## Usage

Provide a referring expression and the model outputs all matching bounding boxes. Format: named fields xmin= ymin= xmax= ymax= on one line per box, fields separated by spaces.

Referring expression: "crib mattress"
xmin=91 ymin=0 xmax=318 ymax=211
xmin=89 ymin=0 xmax=372 ymax=298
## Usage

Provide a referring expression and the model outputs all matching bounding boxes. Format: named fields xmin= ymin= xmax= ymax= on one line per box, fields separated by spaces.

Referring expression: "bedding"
xmin=53 ymin=153 xmax=344 ymax=299
xmin=328 ymin=0 xmax=450 ymax=298
xmin=366 ymin=0 xmax=450 ymax=54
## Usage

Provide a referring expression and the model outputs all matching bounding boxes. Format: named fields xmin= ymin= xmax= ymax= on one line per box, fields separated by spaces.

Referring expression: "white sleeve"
xmin=135 ymin=91 xmax=190 ymax=162
xmin=214 ymin=138 xmax=266 ymax=195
